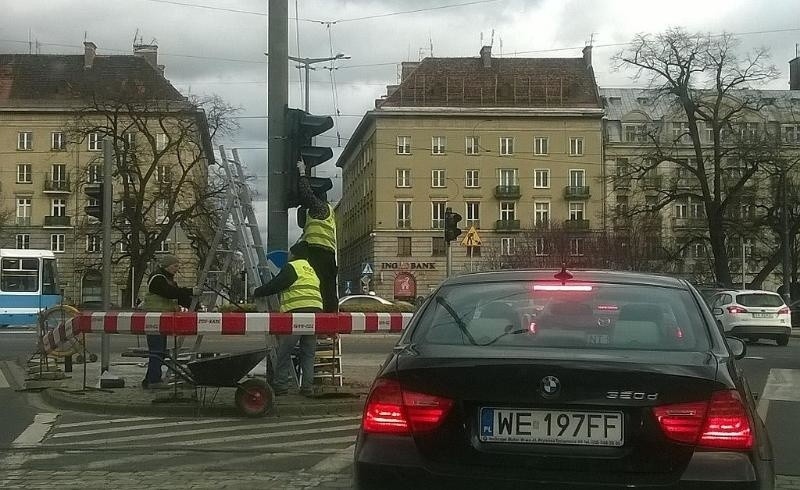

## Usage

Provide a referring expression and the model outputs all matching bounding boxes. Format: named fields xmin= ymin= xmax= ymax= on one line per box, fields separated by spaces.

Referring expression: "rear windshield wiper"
xmin=478 ymin=328 xmax=529 ymax=346
xmin=436 ymin=296 xmax=478 ymax=346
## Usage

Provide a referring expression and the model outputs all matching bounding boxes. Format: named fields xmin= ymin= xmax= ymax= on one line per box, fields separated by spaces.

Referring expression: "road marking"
xmin=177 ymin=423 xmax=359 ymax=447
xmin=310 ymin=443 xmax=355 ymax=473
xmin=12 ymin=413 xmax=59 ymax=448
xmin=52 ymin=417 xmax=226 ymax=438
xmin=0 ymin=365 xmax=10 ymax=388
xmin=59 ymin=416 xmax=164 ymax=428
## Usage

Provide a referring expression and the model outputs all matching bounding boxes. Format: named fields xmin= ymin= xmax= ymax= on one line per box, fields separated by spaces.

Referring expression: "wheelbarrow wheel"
xmin=235 ymin=378 xmax=273 ymax=418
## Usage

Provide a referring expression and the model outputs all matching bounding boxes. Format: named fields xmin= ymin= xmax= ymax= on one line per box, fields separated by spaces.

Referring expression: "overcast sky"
xmin=2 ymin=0 xmax=799 ymax=245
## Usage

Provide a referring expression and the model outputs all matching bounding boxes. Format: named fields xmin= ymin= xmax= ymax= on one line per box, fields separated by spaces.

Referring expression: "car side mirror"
xmin=726 ymin=336 xmax=747 ymax=360
xmin=712 ymin=308 xmax=723 ymax=316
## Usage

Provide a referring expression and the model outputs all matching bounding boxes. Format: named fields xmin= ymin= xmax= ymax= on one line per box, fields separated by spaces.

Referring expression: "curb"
xmin=40 ymin=387 xmax=366 ymax=418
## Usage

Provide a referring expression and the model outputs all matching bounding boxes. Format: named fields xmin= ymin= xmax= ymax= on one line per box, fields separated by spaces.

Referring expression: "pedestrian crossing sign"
xmin=461 ymin=226 xmax=482 ymax=247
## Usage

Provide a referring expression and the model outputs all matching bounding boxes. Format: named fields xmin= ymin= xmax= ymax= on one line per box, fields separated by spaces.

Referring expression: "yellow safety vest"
xmin=300 ymin=204 xmax=337 ymax=252
xmin=280 ymin=259 xmax=323 ymax=312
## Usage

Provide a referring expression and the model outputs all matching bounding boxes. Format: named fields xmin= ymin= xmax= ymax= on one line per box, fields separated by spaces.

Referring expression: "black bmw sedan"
xmin=354 ymin=269 xmax=774 ymax=489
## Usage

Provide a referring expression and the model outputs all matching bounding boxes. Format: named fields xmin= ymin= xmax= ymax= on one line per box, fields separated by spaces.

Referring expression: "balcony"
xmin=494 ymin=185 xmax=521 ymax=199
xmin=44 ymin=215 xmax=71 ymax=227
xmin=564 ymin=186 xmax=590 ymax=199
xmin=642 ymin=176 xmax=662 ymax=190
xmin=465 ymin=220 xmax=480 ymax=230
xmin=43 ymin=178 xmax=71 ymax=193
xmin=672 ymin=217 xmax=706 ymax=230
xmin=613 ymin=177 xmax=631 ymax=191
xmin=564 ymin=219 xmax=590 ymax=231
xmin=672 ymin=177 xmax=696 ymax=191
xmin=495 ymin=219 xmax=521 ymax=231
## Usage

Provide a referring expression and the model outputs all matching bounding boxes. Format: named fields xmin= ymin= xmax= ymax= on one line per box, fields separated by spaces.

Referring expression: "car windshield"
xmin=413 ymin=281 xmax=710 ymax=352
xmin=737 ymin=293 xmax=784 ymax=307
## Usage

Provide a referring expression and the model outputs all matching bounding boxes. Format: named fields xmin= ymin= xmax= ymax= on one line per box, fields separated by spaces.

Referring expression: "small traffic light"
xmin=84 ymin=181 xmax=104 ymax=222
xmin=444 ymin=207 xmax=462 ymax=242
xmin=286 ymin=108 xmax=334 ymax=208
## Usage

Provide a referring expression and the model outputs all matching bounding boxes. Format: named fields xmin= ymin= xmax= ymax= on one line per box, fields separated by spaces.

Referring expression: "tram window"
xmin=1 ymin=258 xmax=39 ymax=293
xmin=42 ymin=259 xmax=57 ymax=295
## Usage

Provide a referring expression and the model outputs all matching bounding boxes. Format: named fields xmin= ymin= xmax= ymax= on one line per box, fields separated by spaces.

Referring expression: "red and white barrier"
xmin=40 ymin=311 xmax=414 ymax=355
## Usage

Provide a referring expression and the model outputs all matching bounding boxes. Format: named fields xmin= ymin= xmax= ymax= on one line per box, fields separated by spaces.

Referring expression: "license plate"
xmin=480 ymin=408 xmax=623 ymax=446
xmin=752 ymin=313 xmax=774 ymax=318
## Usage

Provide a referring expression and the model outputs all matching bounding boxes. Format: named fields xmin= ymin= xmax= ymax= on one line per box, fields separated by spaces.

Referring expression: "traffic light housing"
xmin=84 ymin=181 xmax=104 ymax=222
xmin=286 ymin=108 xmax=334 ymax=208
xmin=444 ymin=207 xmax=462 ymax=242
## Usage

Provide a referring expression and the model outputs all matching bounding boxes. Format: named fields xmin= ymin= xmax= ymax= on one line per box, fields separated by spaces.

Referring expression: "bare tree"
xmin=68 ymin=87 xmax=238 ymax=306
xmin=614 ymin=28 xmax=780 ymax=286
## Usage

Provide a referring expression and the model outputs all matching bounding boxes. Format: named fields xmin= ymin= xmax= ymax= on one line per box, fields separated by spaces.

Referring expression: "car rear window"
xmin=736 ymin=293 xmax=784 ymax=307
xmin=412 ymin=281 xmax=710 ymax=352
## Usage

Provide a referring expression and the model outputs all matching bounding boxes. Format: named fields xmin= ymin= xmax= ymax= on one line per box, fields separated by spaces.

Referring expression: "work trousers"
xmin=273 ymin=334 xmax=316 ymax=393
xmin=305 ymin=245 xmax=339 ymax=313
xmin=144 ymin=334 xmax=167 ymax=384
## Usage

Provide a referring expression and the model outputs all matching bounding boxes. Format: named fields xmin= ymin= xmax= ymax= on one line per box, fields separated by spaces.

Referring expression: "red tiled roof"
xmin=378 ymin=56 xmax=601 ymax=109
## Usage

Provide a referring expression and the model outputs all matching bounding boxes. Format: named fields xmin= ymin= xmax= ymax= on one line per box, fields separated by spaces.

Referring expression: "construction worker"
xmin=140 ymin=254 xmax=195 ymax=389
xmin=252 ymin=243 xmax=322 ymax=396
xmin=296 ymin=161 xmax=338 ymax=312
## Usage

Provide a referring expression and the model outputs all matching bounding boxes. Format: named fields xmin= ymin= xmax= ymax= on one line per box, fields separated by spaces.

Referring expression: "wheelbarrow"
xmin=167 ymin=349 xmax=273 ymax=417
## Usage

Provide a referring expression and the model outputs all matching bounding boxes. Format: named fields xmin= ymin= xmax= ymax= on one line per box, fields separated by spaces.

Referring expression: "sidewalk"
xmin=27 ymin=350 xmax=387 ymax=418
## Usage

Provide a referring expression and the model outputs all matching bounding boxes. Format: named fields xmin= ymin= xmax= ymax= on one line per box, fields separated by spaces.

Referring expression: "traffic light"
xmin=444 ymin=207 xmax=462 ymax=242
xmin=286 ymin=108 xmax=334 ymax=208
xmin=84 ymin=181 xmax=104 ymax=222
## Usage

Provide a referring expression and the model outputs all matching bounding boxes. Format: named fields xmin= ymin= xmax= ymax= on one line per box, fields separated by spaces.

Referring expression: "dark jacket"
xmin=148 ymin=267 xmax=193 ymax=309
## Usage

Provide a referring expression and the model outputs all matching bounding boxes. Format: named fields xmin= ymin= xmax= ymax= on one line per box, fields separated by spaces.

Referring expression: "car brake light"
xmin=653 ymin=390 xmax=753 ymax=450
xmin=362 ymin=378 xmax=453 ymax=434
xmin=533 ymin=284 xmax=593 ymax=291
xmin=597 ymin=304 xmax=619 ymax=311
xmin=778 ymin=306 xmax=790 ymax=315
xmin=727 ymin=305 xmax=748 ymax=314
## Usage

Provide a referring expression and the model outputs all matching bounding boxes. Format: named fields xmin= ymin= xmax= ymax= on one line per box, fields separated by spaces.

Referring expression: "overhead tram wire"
xmin=325 ymin=23 xmax=344 ymax=146
xmin=294 ymin=0 xmax=305 ymax=105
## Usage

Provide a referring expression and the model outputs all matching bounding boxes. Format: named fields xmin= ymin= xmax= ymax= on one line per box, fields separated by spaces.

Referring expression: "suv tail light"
xmin=778 ymin=306 xmax=790 ymax=315
xmin=653 ymin=390 xmax=753 ymax=450
xmin=362 ymin=378 xmax=453 ymax=434
xmin=727 ymin=305 xmax=748 ymax=314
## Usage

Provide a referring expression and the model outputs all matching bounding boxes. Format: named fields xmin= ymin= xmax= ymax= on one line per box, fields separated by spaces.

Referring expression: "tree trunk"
xmin=707 ymin=213 xmax=732 ymax=286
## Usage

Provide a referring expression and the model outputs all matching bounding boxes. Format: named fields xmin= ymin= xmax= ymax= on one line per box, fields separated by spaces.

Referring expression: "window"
xmin=17 ymin=164 xmax=32 ymax=183
xmin=569 ymin=137 xmax=584 ymax=156
xmin=87 ymin=235 xmax=102 ymax=253
xmin=534 ymin=169 xmax=550 ymax=188
xmin=397 ymin=201 xmax=411 ymax=229
xmin=156 ymin=133 xmax=167 ymax=151
xmin=624 ymin=124 xmax=648 ymax=143
xmin=157 ymin=165 xmax=171 ymax=183
xmin=465 ymin=136 xmax=479 ymax=155
xmin=500 ymin=201 xmax=516 ymax=221
xmin=16 ymin=199 xmax=31 ymax=225
xmin=534 ymin=202 xmax=550 ymax=227
xmin=500 ymin=137 xmax=514 ymax=155
xmin=397 ymin=237 xmax=412 ymax=256
xmin=501 ymin=237 xmax=515 ymax=256
xmin=645 ymin=195 xmax=658 ymax=210
xmin=431 ymin=136 xmax=446 ymax=155
xmin=704 ymin=123 xmax=715 ymax=143
xmin=569 ymin=202 xmax=585 ymax=221
xmin=396 ymin=169 xmax=411 ymax=188
xmin=397 ymin=136 xmax=411 ymax=155
xmin=738 ymin=122 xmax=759 ymax=141
xmin=51 ymin=199 xmax=67 ymax=217
xmin=124 ymin=132 xmax=137 ymax=149
xmin=120 ymin=234 xmax=131 ymax=253
xmin=690 ymin=200 xmax=704 ymax=218
xmin=692 ymin=243 xmax=705 ymax=259
xmin=431 ymin=202 xmax=447 ymax=229
xmin=50 ymin=234 xmax=65 ymax=253
xmin=534 ymin=137 xmax=548 ymax=155
xmin=1 ymin=257 xmax=39 ymax=292
xmin=432 ymin=237 xmax=447 ymax=257
xmin=675 ymin=202 xmax=688 ymax=219
xmin=498 ymin=168 xmax=517 ymax=186
xmin=569 ymin=169 xmax=585 ymax=187
xmin=616 ymin=196 xmax=629 ymax=215
xmin=616 ymin=158 xmax=630 ymax=177
xmin=51 ymin=164 xmax=67 ymax=183
xmin=88 ymin=132 xmax=102 ymax=151
xmin=465 ymin=201 xmax=480 ymax=228
xmin=535 ymin=237 xmax=548 ymax=256
xmin=465 ymin=169 xmax=479 ymax=188
xmin=87 ymin=164 xmax=102 ymax=183
xmin=783 ymin=125 xmax=800 ymax=144
xmin=672 ymin=122 xmax=690 ymax=142
xmin=17 ymin=131 xmax=32 ymax=150
xmin=431 ymin=169 xmax=446 ymax=188
xmin=15 ymin=234 xmax=30 ymax=250
xmin=157 ymin=240 xmax=171 ymax=253
xmin=155 ymin=200 xmax=169 ymax=223
xmin=51 ymin=131 xmax=66 ymax=150
xmin=570 ymin=238 xmax=585 ymax=256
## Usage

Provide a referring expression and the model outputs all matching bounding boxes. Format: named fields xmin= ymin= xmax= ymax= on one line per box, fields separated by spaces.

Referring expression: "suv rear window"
xmin=413 ymin=281 xmax=710 ymax=352
xmin=736 ymin=293 xmax=784 ymax=307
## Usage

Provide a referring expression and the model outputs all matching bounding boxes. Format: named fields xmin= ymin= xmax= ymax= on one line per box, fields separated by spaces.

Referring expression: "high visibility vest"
xmin=140 ymin=274 xmax=179 ymax=312
xmin=300 ymin=204 xmax=337 ymax=252
xmin=280 ymin=259 xmax=323 ymax=312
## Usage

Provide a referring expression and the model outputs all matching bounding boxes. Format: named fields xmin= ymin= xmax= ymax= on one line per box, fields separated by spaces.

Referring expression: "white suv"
xmin=709 ymin=290 xmax=791 ymax=346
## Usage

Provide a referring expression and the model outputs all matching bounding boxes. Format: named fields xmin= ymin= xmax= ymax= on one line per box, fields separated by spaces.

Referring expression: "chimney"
xmin=582 ymin=45 xmax=593 ymax=69
xmin=790 ymin=54 xmax=800 ymax=90
xmin=480 ymin=45 xmax=492 ymax=68
xmin=133 ymin=44 xmax=159 ymax=71
xmin=83 ymin=41 xmax=96 ymax=69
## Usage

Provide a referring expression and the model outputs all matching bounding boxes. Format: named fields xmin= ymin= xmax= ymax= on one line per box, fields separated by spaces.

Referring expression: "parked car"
xmin=338 ymin=294 xmax=393 ymax=308
xmin=789 ymin=299 xmax=800 ymax=329
xmin=709 ymin=289 xmax=791 ymax=346
xmin=354 ymin=269 xmax=774 ymax=489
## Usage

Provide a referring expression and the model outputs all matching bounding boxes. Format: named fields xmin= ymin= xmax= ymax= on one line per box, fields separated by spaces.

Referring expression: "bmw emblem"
xmin=540 ymin=376 xmax=561 ymax=398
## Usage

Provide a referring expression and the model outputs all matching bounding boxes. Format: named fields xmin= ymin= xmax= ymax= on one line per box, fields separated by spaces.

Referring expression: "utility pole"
xmin=267 ymin=0 xmax=289 ymax=253
xmin=100 ymin=138 xmax=113 ymax=373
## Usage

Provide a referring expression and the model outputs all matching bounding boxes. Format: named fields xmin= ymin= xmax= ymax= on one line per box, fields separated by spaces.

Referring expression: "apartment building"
xmin=0 ymin=42 xmax=210 ymax=306
xmin=336 ymin=45 xmax=605 ymax=300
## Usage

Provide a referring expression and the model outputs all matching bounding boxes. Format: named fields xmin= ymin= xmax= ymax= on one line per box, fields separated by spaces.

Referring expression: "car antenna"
xmin=554 ymin=263 xmax=572 ymax=285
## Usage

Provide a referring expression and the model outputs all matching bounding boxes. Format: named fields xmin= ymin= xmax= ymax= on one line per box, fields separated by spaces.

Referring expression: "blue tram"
xmin=0 ymin=249 xmax=62 ymax=327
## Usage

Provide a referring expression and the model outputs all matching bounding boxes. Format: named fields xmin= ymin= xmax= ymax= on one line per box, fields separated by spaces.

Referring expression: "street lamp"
xmin=264 ymin=52 xmax=351 ymax=112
